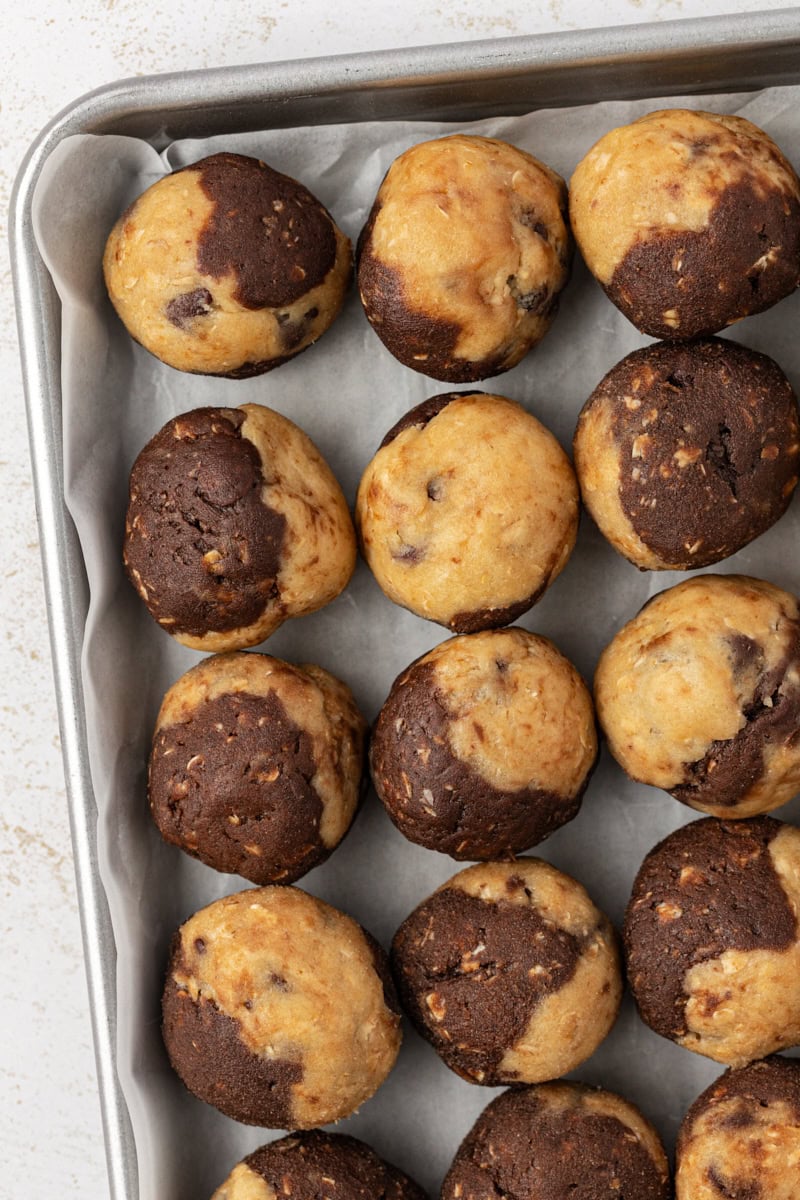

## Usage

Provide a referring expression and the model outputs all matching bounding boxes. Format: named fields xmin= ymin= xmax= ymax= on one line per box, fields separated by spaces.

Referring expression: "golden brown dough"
xmin=441 ymin=1082 xmax=670 ymax=1200
xmin=676 ymin=1057 xmax=800 ymax=1200
xmin=574 ymin=339 xmax=800 ymax=570
xmin=371 ymin=628 xmax=597 ymax=859
xmin=162 ymin=887 xmax=401 ymax=1128
xmin=624 ymin=817 xmax=800 ymax=1067
xmin=358 ymin=134 xmax=571 ymax=381
xmin=104 ymin=152 xmax=352 ymax=376
xmin=356 ymin=392 xmax=579 ymax=632
xmin=570 ymin=109 xmax=800 ymax=339
xmin=595 ymin=574 xmax=800 ymax=817
xmin=210 ymin=1131 xmax=428 ymax=1200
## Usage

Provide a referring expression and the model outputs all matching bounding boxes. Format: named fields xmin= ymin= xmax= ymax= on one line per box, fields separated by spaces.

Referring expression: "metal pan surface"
xmin=11 ymin=10 xmax=800 ymax=1197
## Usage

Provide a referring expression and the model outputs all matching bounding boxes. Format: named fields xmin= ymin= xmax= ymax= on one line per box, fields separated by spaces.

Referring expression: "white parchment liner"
xmin=32 ymin=88 xmax=800 ymax=1199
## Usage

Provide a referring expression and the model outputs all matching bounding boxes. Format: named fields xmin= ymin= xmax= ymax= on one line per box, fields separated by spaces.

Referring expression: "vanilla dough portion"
xmin=104 ymin=152 xmax=352 ymax=376
xmin=358 ymin=134 xmax=571 ymax=381
xmin=356 ymin=392 xmax=579 ymax=632
xmin=162 ymin=887 xmax=401 ymax=1128
xmin=124 ymin=404 xmax=356 ymax=652
xmin=595 ymin=574 xmax=800 ymax=817
xmin=676 ymin=1057 xmax=800 ymax=1200
xmin=570 ymin=109 xmax=800 ymax=339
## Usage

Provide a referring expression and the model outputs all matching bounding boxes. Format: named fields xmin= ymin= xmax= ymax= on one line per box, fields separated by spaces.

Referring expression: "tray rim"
xmin=10 ymin=9 xmax=800 ymax=1198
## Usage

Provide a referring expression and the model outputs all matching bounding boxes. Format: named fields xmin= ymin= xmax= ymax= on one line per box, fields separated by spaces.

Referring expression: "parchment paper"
xmin=32 ymin=87 xmax=800 ymax=1200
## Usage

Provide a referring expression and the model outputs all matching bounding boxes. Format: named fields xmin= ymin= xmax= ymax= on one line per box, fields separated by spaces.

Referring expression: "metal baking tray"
xmin=11 ymin=10 xmax=800 ymax=1197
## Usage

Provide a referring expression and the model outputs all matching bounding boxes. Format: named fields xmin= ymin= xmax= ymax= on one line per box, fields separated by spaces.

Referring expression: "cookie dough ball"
xmin=124 ymin=404 xmax=356 ymax=651
xmin=441 ymin=1082 xmax=670 ymax=1200
xmin=148 ymin=652 xmax=367 ymax=884
xmin=575 ymin=339 xmax=800 ymax=570
xmin=624 ymin=816 xmax=800 ymax=1067
xmin=595 ymin=575 xmax=800 ymax=817
xmin=211 ymin=1131 xmax=428 ymax=1200
xmin=162 ymin=887 xmax=401 ymax=1127
xmin=676 ymin=1057 xmax=800 ymax=1200
xmin=391 ymin=859 xmax=621 ymax=1085
xmin=103 ymin=152 xmax=352 ymax=376
xmin=356 ymin=393 xmax=579 ymax=632
xmin=358 ymin=134 xmax=571 ymax=381
xmin=371 ymin=629 xmax=597 ymax=860
xmin=570 ymin=109 xmax=800 ymax=339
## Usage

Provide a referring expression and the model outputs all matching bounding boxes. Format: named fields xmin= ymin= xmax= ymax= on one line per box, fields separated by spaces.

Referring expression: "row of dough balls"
xmin=148 ymin=573 xmax=800 ymax=896
xmin=121 ymin=396 xmax=578 ymax=647
xmin=123 ymin=373 xmax=799 ymax=657
xmin=208 ymin=1061 xmax=800 ymax=1200
xmin=104 ymin=111 xmax=800 ymax=380
xmin=147 ymin=631 xmax=595 ymax=882
xmin=163 ymin=842 xmax=800 ymax=1130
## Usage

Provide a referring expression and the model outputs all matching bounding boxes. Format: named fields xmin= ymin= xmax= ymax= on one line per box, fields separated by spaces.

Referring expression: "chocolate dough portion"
xmin=681 ymin=1056 xmax=800 ymax=1140
xmin=624 ymin=818 xmax=797 ymax=1040
xmin=123 ymin=408 xmax=286 ymax=638
xmin=391 ymin=889 xmax=582 ymax=1083
xmin=195 ymin=152 xmax=337 ymax=309
xmin=371 ymin=660 xmax=584 ymax=860
xmin=162 ymin=950 xmax=303 ymax=1128
xmin=607 ymin=339 xmax=799 ymax=568
xmin=607 ymin=178 xmax=800 ymax=339
xmin=442 ymin=1087 xmax=669 ymax=1200
xmin=244 ymin=1132 xmax=428 ymax=1200
xmin=149 ymin=690 xmax=323 ymax=884
xmin=358 ymin=236 xmax=471 ymax=380
xmin=672 ymin=622 xmax=800 ymax=810
xmin=379 ymin=393 xmax=481 ymax=449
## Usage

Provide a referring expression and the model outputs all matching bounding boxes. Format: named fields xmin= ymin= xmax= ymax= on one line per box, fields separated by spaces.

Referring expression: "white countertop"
xmin=1 ymin=0 xmax=792 ymax=1193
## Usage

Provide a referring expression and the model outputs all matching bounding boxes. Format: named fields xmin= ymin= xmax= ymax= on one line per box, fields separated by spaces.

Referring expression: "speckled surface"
xmin=1 ymin=0 xmax=792 ymax=1193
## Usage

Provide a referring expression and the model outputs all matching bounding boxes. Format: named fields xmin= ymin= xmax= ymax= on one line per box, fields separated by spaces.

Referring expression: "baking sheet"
xmin=31 ymin=88 xmax=800 ymax=1199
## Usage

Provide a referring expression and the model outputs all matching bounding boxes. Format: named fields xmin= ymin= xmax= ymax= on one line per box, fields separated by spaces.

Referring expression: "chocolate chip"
xmin=391 ymin=544 xmax=423 ymax=564
xmin=165 ymin=287 xmax=213 ymax=329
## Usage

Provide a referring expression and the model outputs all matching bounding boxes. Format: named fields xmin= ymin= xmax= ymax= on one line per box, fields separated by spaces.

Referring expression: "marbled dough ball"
xmin=210 ymin=1131 xmax=428 ymax=1200
xmin=676 ymin=1057 xmax=800 ymax=1200
xmin=370 ymin=628 xmax=597 ymax=860
xmin=594 ymin=574 xmax=800 ymax=817
xmin=574 ymin=338 xmax=800 ymax=570
xmin=148 ymin=652 xmax=367 ymax=884
xmin=162 ymin=887 xmax=401 ymax=1128
xmin=441 ymin=1082 xmax=670 ymax=1200
xmin=123 ymin=404 xmax=356 ymax=651
xmin=391 ymin=859 xmax=621 ymax=1086
xmin=624 ymin=817 xmax=800 ymax=1067
xmin=355 ymin=392 xmax=579 ymax=632
xmin=570 ymin=109 xmax=800 ymax=339
xmin=104 ymin=152 xmax=352 ymax=376
xmin=358 ymin=134 xmax=571 ymax=381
